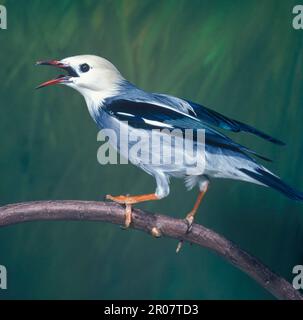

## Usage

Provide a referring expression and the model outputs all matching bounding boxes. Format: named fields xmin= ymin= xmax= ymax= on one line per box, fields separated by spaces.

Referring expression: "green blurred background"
xmin=0 ymin=0 xmax=302 ymax=300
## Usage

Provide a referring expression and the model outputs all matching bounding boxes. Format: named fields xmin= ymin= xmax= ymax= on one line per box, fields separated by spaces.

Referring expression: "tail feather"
xmin=239 ymin=168 xmax=303 ymax=201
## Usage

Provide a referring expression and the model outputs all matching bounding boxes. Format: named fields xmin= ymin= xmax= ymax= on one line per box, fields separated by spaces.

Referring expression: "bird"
xmin=36 ymin=55 xmax=303 ymax=249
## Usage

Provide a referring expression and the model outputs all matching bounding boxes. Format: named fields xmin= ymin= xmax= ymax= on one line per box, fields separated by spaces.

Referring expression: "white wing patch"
xmin=132 ymin=98 xmax=200 ymax=122
xmin=142 ymin=118 xmax=174 ymax=128
xmin=117 ymin=112 xmax=136 ymax=117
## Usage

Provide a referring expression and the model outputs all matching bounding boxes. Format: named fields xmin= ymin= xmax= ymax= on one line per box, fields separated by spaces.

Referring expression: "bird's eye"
xmin=80 ymin=63 xmax=90 ymax=73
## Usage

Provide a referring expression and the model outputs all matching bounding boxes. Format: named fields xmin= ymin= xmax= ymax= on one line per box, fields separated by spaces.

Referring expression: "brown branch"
xmin=0 ymin=200 xmax=301 ymax=300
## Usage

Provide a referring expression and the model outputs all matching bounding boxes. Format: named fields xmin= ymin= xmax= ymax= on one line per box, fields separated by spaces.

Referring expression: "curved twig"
xmin=0 ymin=200 xmax=301 ymax=300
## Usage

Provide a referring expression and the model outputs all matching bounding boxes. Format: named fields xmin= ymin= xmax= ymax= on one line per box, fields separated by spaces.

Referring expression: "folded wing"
xmin=103 ymin=98 xmax=272 ymax=162
xmin=185 ymin=100 xmax=285 ymax=145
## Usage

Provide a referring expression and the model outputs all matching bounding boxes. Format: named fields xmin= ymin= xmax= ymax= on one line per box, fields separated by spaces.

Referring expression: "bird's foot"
xmin=105 ymin=193 xmax=159 ymax=228
xmin=106 ymin=194 xmax=133 ymax=228
xmin=184 ymin=211 xmax=195 ymax=233
xmin=176 ymin=212 xmax=195 ymax=253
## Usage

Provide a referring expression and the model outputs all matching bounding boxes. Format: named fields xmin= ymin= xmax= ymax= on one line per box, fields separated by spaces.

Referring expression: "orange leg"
xmin=176 ymin=184 xmax=209 ymax=253
xmin=185 ymin=186 xmax=208 ymax=231
xmin=106 ymin=193 xmax=159 ymax=228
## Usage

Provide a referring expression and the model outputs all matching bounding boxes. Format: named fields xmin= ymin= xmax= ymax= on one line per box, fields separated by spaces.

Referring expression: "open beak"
xmin=36 ymin=60 xmax=79 ymax=89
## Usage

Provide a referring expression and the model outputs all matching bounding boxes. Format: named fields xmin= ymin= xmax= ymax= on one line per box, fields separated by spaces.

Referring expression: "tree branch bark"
xmin=0 ymin=200 xmax=301 ymax=300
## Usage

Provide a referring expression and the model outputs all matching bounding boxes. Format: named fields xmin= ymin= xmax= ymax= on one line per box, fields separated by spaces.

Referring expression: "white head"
xmin=36 ymin=55 xmax=124 ymax=105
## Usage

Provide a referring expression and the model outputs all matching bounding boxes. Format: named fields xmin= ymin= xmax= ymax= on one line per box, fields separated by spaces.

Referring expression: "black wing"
xmin=186 ymin=100 xmax=285 ymax=145
xmin=103 ymin=98 xmax=272 ymax=162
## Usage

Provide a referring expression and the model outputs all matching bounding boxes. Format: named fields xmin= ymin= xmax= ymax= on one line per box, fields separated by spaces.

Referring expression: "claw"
xmin=176 ymin=214 xmax=195 ymax=253
xmin=106 ymin=195 xmax=132 ymax=229
xmin=176 ymin=240 xmax=183 ymax=253
xmin=124 ymin=203 xmax=132 ymax=228
xmin=105 ymin=194 xmax=113 ymax=201
xmin=185 ymin=213 xmax=194 ymax=233
xmin=119 ymin=204 xmax=132 ymax=229
xmin=151 ymin=227 xmax=161 ymax=238
xmin=105 ymin=192 xmax=159 ymax=229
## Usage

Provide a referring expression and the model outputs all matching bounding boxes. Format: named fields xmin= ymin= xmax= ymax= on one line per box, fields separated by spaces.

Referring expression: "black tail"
xmin=240 ymin=168 xmax=303 ymax=201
